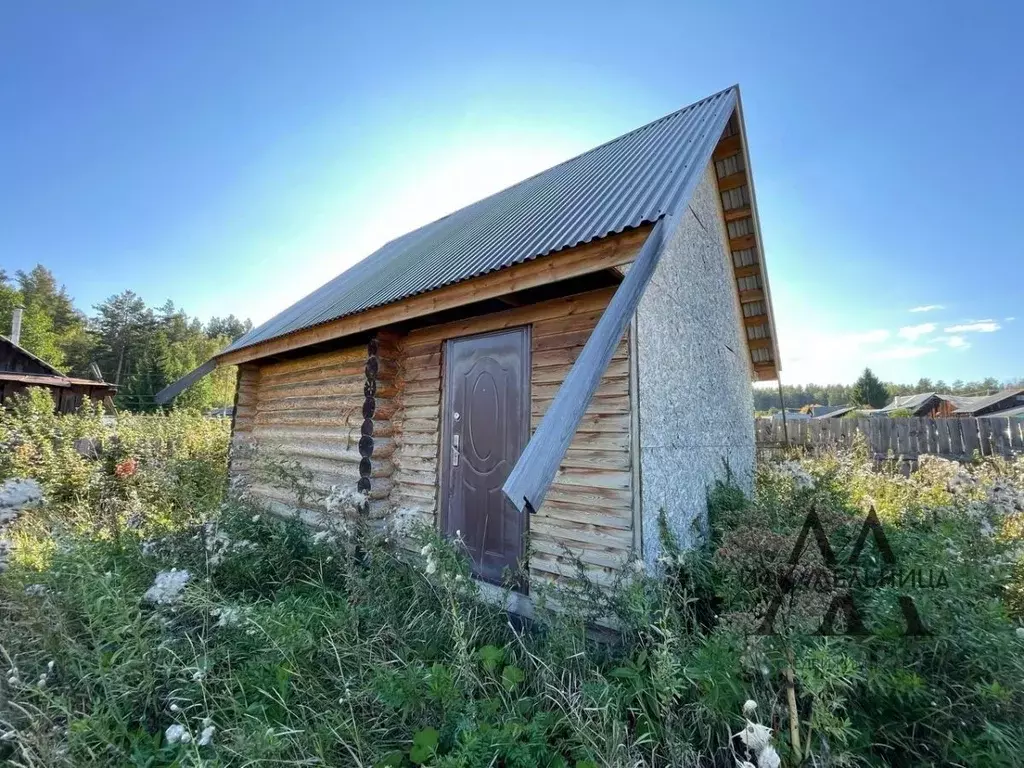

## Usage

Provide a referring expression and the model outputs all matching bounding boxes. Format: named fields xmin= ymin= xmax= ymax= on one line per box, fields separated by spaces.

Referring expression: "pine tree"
xmin=850 ymin=368 xmax=889 ymax=409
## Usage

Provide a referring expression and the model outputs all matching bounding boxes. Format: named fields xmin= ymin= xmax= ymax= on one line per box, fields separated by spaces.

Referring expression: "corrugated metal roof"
xmin=878 ymin=392 xmax=938 ymax=414
xmin=980 ymin=404 xmax=1024 ymax=419
xmin=0 ymin=372 xmax=114 ymax=388
xmin=223 ymin=87 xmax=739 ymax=355
xmin=954 ymin=388 xmax=1024 ymax=414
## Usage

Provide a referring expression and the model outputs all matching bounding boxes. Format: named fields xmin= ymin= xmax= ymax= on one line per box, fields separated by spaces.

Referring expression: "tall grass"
xmin=1 ymin=392 xmax=1023 ymax=766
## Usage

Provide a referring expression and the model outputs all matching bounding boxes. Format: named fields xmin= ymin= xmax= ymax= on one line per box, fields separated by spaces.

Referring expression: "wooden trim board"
xmin=217 ymin=225 xmax=652 ymax=366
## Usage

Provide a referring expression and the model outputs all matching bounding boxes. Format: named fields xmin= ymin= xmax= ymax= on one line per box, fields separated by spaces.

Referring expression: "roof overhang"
xmin=711 ymin=92 xmax=781 ymax=381
xmin=0 ymin=372 xmax=114 ymax=389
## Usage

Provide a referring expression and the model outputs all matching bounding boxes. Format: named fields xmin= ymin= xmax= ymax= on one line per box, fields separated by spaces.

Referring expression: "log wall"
xmin=229 ymin=340 xmax=398 ymax=521
xmin=228 ymin=287 xmax=638 ymax=590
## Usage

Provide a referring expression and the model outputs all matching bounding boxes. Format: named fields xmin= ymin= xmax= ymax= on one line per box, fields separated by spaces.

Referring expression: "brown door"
xmin=441 ymin=327 xmax=529 ymax=588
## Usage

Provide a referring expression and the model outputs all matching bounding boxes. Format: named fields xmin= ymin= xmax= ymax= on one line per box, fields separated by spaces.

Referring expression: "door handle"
xmin=452 ymin=433 xmax=460 ymax=467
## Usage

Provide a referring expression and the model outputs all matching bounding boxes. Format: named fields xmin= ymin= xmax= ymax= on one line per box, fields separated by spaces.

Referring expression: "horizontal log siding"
xmin=366 ymin=332 xmax=401 ymax=519
xmin=388 ymin=287 xmax=635 ymax=589
xmin=232 ymin=344 xmax=379 ymax=518
xmin=529 ymin=303 xmax=633 ymax=588
xmin=389 ymin=334 xmax=443 ymax=532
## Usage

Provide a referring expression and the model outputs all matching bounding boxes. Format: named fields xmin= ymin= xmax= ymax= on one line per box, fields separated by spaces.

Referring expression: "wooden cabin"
xmin=159 ymin=86 xmax=780 ymax=605
xmin=0 ymin=334 xmax=115 ymax=413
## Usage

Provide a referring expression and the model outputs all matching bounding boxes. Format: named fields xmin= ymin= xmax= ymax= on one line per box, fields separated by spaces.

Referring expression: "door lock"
xmin=452 ymin=433 xmax=460 ymax=466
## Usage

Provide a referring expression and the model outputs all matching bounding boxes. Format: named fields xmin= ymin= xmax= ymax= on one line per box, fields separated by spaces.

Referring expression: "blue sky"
xmin=1 ymin=1 xmax=1020 ymax=385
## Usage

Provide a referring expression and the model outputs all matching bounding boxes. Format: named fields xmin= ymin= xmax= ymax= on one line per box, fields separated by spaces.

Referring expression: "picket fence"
xmin=756 ymin=416 xmax=1024 ymax=462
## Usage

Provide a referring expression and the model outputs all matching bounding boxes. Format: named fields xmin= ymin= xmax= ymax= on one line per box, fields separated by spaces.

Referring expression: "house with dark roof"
xmin=953 ymin=389 xmax=1024 ymax=418
xmin=158 ymin=86 xmax=778 ymax=601
xmin=0 ymin=333 xmax=115 ymax=413
xmin=812 ymin=405 xmax=857 ymax=419
xmin=875 ymin=392 xmax=965 ymax=418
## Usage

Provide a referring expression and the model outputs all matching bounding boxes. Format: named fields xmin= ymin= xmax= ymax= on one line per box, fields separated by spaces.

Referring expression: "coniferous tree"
xmin=850 ymin=368 xmax=890 ymax=408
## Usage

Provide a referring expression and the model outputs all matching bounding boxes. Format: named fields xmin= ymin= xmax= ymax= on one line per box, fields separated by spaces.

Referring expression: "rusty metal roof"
xmin=223 ymin=86 xmax=739 ymax=355
xmin=0 ymin=372 xmax=114 ymax=388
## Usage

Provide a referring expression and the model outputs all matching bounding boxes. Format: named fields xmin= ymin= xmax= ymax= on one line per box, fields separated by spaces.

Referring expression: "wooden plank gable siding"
xmin=389 ymin=286 xmax=636 ymax=589
xmin=229 ymin=341 xmax=398 ymax=520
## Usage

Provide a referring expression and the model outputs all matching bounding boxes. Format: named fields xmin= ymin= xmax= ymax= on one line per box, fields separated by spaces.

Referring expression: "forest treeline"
xmin=754 ymin=377 xmax=1024 ymax=412
xmin=0 ymin=265 xmax=250 ymax=411
xmin=4 ymin=264 xmax=1018 ymax=415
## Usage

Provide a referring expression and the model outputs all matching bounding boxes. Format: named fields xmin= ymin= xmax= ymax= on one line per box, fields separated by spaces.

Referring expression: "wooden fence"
xmin=756 ymin=417 xmax=1024 ymax=462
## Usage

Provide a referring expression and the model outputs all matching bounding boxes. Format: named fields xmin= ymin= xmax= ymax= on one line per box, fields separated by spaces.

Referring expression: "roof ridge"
xmin=0 ymin=333 xmax=65 ymax=376
xmin=370 ymin=86 xmax=738 ymax=253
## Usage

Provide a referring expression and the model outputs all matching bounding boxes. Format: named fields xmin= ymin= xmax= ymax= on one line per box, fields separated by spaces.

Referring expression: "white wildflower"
xmin=1016 ymin=627 xmax=1024 ymax=639
xmin=738 ymin=722 xmax=772 ymax=753
xmin=6 ymin=676 xmax=18 ymax=686
xmin=742 ymin=699 xmax=758 ymax=717
xmin=757 ymin=745 xmax=781 ymax=768
xmin=165 ymin=724 xmax=189 ymax=744
xmin=425 ymin=560 xmax=437 ymax=575
xmin=23 ymin=584 xmax=47 ymax=597
xmin=777 ymin=460 xmax=815 ymax=491
xmin=198 ymin=724 xmax=215 ymax=746
xmin=420 ymin=543 xmax=433 ymax=557
xmin=323 ymin=484 xmax=367 ymax=514
xmin=170 ymin=703 xmax=181 ymax=713
xmin=389 ymin=506 xmax=421 ymax=536
xmin=144 ymin=569 xmax=191 ymax=605
xmin=312 ymin=530 xmax=336 ymax=545
xmin=251 ymin=514 xmax=260 ymax=522
xmin=211 ymin=606 xmax=243 ymax=627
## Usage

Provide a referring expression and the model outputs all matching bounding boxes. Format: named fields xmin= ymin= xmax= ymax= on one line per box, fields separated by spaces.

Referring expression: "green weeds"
xmin=1 ymin=394 xmax=1023 ymax=765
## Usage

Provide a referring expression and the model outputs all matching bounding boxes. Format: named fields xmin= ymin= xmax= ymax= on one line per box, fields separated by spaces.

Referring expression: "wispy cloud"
xmin=1007 ymin=317 xmax=1016 ymax=322
xmin=944 ymin=320 xmax=1001 ymax=333
xmin=898 ymin=322 xmax=936 ymax=341
xmin=909 ymin=304 xmax=944 ymax=313
xmin=933 ymin=334 xmax=971 ymax=350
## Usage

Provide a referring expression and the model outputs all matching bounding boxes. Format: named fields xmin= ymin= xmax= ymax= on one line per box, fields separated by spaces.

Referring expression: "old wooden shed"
xmin=0 ymin=334 xmax=115 ymax=413
xmin=159 ymin=86 xmax=779 ymax=602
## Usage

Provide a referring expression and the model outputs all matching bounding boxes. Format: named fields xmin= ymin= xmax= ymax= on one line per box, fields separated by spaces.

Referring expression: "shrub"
xmin=1 ymin=398 xmax=1022 ymax=766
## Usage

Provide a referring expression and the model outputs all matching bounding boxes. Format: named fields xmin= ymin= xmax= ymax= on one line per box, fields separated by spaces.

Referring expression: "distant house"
xmin=0 ymin=334 xmax=115 ymax=413
xmin=953 ymin=389 xmax=1024 ymax=418
xmin=810 ymin=404 xmax=855 ymax=419
xmin=158 ymin=86 xmax=781 ymax=599
xmin=875 ymin=392 xmax=963 ymax=418
xmin=772 ymin=408 xmax=811 ymax=421
xmin=980 ymin=404 xmax=1024 ymax=420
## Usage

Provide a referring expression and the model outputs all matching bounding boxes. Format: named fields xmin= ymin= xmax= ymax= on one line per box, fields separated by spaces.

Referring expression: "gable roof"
xmin=223 ymin=87 xmax=739 ymax=357
xmin=953 ymin=388 xmax=1024 ymax=415
xmin=0 ymin=334 xmax=64 ymax=377
xmin=980 ymin=404 xmax=1024 ymax=419
xmin=812 ymin=405 xmax=855 ymax=418
xmin=876 ymin=392 xmax=940 ymax=415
